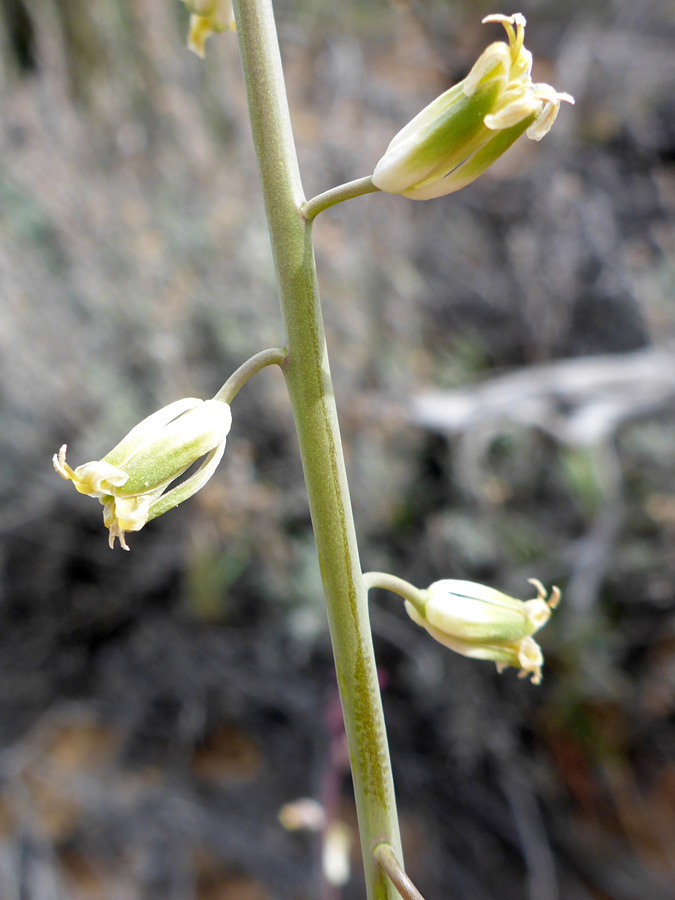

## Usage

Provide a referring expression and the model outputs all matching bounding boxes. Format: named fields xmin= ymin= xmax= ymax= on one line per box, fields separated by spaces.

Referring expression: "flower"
xmin=404 ymin=578 xmax=560 ymax=683
xmin=182 ymin=0 xmax=235 ymax=58
xmin=372 ymin=13 xmax=574 ymax=200
xmin=54 ymin=398 xmax=232 ymax=550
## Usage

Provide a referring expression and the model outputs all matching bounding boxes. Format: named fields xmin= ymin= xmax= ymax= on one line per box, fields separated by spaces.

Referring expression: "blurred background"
xmin=1 ymin=0 xmax=674 ymax=898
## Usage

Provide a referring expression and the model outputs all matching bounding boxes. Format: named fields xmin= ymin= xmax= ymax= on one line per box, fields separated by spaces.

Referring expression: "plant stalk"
xmin=232 ymin=1 xmax=403 ymax=897
xmin=364 ymin=571 xmax=429 ymax=617
xmin=214 ymin=347 xmax=288 ymax=404
xmin=302 ymin=175 xmax=380 ymax=221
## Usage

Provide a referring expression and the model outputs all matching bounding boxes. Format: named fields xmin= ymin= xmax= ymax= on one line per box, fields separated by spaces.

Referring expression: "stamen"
xmin=53 ymin=445 xmax=77 ymax=481
xmin=512 ymin=13 xmax=527 ymax=59
xmin=482 ymin=13 xmax=528 ymax=63
xmin=548 ymin=586 xmax=562 ymax=610
xmin=528 ymin=577 xmax=547 ymax=601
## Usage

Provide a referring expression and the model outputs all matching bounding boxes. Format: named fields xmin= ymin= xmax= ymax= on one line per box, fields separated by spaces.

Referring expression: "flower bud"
xmin=182 ymin=0 xmax=235 ymax=58
xmin=372 ymin=13 xmax=574 ymax=200
xmin=404 ymin=578 xmax=560 ymax=683
xmin=54 ymin=398 xmax=232 ymax=550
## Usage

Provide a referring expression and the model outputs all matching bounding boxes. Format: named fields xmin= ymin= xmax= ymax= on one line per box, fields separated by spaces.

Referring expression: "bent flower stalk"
xmin=53 ymin=398 xmax=232 ymax=550
xmin=372 ymin=12 xmax=574 ymax=200
xmin=404 ymin=578 xmax=561 ymax=684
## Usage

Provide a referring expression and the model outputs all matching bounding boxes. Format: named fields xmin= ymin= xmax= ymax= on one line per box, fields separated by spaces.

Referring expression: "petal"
xmin=526 ymin=86 xmax=575 ymax=140
xmin=425 ymin=596 xmax=531 ymax=645
xmin=70 ymin=460 xmax=129 ymax=497
xmin=510 ymin=46 xmax=533 ymax=83
xmin=381 ymin=82 xmax=465 ymax=157
xmin=523 ymin=598 xmax=553 ymax=631
xmin=54 ymin=444 xmax=128 ymax=498
xmin=484 ymin=88 xmax=540 ymax=130
xmin=374 ymin=81 xmax=504 ymax=195
xmin=429 ymin=579 xmax=525 ymax=610
xmin=372 ymin=85 xmax=480 ymax=193
xmin=463 ymin=42 xmax=511 ymax=98
xmin=146 ymin=438 xmax=227 ymax=522
xmin=516 ymin=636 xmax=544 ymax=684
xmin=103 ymin=398 xmax=204 ymax=469
xmin=119 ymin=400 xmax=231 ymax=496
xmin=401 ymin=115 xmax=531 ymax=199
xmin=405 ymin=601 xmax=523 ymax=666
xmin=112 ymin=494 xmax=155 ymax=532
xmin=212 ymin=0 xmax=235 ymax=31
xmin=187 ymin=15 xmax=209 ymax=58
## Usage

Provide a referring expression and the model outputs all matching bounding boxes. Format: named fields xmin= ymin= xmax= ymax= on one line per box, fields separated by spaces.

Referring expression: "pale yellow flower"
xmin=373 ymin=13 xmax=574 ymax=199
xmin=404 ymin=578 xmax=560 ymax=683
xmin=54 ymin=398 xmax=231 ymax=550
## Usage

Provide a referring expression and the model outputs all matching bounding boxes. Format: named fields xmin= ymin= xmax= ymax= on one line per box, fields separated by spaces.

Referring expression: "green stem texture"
xmin=232 ymin=2 xmax=403 ymax=898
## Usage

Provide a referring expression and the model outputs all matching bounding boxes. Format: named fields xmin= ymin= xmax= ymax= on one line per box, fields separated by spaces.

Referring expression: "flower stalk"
xmin=213 ymin=347 xmax=288 ymax=404
xmin=232 ymin=1 xmax=403 ymax=897
xmin=302 ymin=176 xmax=380 ymax=222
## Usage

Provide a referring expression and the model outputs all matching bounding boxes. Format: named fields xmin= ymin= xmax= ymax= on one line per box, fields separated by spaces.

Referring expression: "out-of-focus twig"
xmin=373 ymin=843 xmax=427 ymax=900
xmin=409 ymin=346 xmax=675 ymax=446
xmin=406 ymin=347 xmax=675 ymax=617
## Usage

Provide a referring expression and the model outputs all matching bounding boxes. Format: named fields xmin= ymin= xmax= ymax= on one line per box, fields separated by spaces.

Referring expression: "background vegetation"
xmin=1 ymin=0 xmax=674 ymax=898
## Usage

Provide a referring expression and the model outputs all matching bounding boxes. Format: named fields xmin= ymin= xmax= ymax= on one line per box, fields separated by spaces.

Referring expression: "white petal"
xmin=146 ymin=438 xmax=227 ymax=522
xmin=484 ymin=91 xmax=539 ymax=130
xmin=72 ymin=460 xmax=129 ymax=496
xmin=104 ymin=398 xmax=204 ymax=468
xmin=463 ymin=43 xmax=511 ymax=98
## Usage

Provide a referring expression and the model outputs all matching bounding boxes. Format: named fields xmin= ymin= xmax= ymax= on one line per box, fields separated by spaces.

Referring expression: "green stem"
xmin=364 ymin=571 xmax=428 ymax=617
xmin=232 ymin=2 xmax=403 ymax=897
xmin=213 ymin=347 xmax=288 ymax=404
xmin=302 ymin=175 xmax=380 ymax=221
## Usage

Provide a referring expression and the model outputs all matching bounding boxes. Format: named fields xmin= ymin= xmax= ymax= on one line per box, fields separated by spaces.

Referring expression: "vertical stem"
xmin=232 ymin=2 xmax=403 ymax=897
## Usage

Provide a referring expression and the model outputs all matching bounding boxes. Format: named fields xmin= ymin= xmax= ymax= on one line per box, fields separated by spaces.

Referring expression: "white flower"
xmin=373 ymin=13 xmax=574 ymax=200
xmin=54 ymin=398 xmax=232 ymax=549
xmin=404 ymin=578 xmax=560 ymax=683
